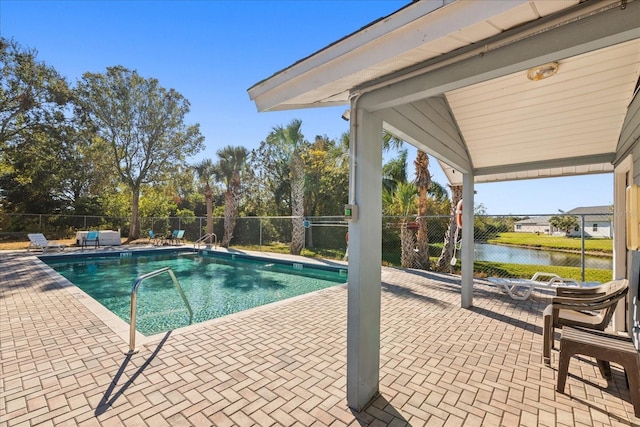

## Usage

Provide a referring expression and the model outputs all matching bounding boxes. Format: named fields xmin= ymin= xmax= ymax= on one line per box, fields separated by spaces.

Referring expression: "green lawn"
xmin=486 ymin=232 xmax=612 ymax=254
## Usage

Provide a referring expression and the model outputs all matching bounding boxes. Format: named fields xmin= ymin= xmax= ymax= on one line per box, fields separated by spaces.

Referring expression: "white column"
xmin=613 ymin=166 xmax=629 ymax=331
xmin=461 ymin=172 xmax=475 ymax=308
xmin=346 ymin=104 xmax=382 ymax=411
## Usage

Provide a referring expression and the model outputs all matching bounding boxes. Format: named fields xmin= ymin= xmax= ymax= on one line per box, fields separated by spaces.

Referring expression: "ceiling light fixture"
xmin=526 ymin=62 xmax=559 ymax=81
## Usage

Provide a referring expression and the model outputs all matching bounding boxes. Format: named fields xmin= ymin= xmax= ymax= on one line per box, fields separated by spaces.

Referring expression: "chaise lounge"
xmin=487 ymin=271 xmax=581 ymax=300
xmin=27 ymin=233 xmax=67 ymax=253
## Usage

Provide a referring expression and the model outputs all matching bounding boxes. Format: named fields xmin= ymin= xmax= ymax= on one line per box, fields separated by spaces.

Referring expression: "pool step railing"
xmin=127 ymin=267 xmax=193 ymax=354
xmin=194 ymin=233 xmax=217 ymax=249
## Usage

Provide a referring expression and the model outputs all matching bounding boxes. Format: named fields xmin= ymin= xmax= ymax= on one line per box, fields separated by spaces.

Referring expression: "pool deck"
xmin=1 ymin=246 xmax=638 ymax=426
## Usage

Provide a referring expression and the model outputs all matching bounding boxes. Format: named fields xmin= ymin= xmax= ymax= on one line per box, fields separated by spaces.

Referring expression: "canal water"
xmin=474 ymin=243 xmax=612 ymax=270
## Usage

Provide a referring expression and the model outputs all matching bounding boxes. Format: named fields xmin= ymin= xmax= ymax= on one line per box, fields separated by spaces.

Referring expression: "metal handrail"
xmin=127 ymin=267 xmax=193 ymax=354
xmin=195 ymin=233 xmax=217 ymax=249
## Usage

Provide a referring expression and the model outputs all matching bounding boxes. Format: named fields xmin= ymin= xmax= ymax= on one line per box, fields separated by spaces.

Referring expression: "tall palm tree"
xmin=267 ymin=119 xmax=306 ymax=255
xmin=194 ymin=159 xmax=216 ymax=244
xmin=383 ymin=131 xmax=433 ymax=270
xmin=414 ymin=150 xmax=431 ymax=269
xmin=383 ymin=181 xmax=418 ymax=268
xmin=436 ymin=184 xmax=462 ymax=271
xmin=215 ymin=145 xmax=249 ymax=248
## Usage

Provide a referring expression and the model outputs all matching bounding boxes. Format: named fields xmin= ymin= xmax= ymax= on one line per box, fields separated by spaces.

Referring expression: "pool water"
xmin=44 ymin=251 xmax=347 ymax=335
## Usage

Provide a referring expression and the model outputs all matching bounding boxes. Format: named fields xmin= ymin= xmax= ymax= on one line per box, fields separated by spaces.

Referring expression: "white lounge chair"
xmin=487 ymin=272 xmax=581 ymax=300
xmin=27 ymin=233 xmax=67 ymax=252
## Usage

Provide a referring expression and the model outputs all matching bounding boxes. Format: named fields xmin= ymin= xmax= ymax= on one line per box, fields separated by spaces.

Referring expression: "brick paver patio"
xmin=1 ymin=249 xmax=638 ymax=426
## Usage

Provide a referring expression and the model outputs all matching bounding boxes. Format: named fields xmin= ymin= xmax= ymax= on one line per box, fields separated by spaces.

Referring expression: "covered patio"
xmin=249 ymin=0 xmax=640 ymax=413
xmin=0 ymin=250 xmax=638 ymax=425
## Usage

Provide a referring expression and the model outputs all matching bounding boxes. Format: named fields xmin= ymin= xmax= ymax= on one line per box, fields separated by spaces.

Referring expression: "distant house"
xmin=514 ymin=206 xmax=613 ymax=238
xmin=513 ymin=216 xmax=554 ymax=235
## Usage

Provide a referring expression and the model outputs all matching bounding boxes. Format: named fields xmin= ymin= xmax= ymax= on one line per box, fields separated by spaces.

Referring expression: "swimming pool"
xmin=43 ymin=249 xmax=347 ymax=335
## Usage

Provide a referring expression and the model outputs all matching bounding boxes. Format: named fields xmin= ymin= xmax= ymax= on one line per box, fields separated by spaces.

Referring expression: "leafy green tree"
xmin=0 ymin=38 xmax=75 ymax=215
xmin=303 ymin=135 xmax=349 ymax=216
xmin=0 ymin=37 xmax=70 ymax=149
xmin=249 ymin=142 xmax=289 ymax=216
xmin=550 ymin=214 xmax=578 ymax=236
xmin=214 ymin=145 xmax=249 ymax=247
xmin=75 ymin=66 xmax=204 ymax=240
xmin=0 ymin=129 xmax=69 ymax=214
xmin=266 ymin=119 xmax=308 ymax=255
xmin=301 ymin=135 xmax=349 ymax=247
xmin=139 ymin=185 xmax=179 ymax=219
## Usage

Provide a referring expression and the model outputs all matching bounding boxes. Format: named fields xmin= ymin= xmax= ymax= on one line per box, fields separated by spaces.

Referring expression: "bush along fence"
xmin=0 ymin=212 xmax=613 ymax=283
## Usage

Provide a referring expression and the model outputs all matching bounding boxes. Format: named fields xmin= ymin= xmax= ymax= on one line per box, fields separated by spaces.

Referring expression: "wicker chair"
xmin=542 ymin=278 xmax=629 ymax=366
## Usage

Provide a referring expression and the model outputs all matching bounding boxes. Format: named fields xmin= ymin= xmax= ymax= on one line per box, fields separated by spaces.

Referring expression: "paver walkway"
xmin=1 ymin=250 xmax=638 ymax=426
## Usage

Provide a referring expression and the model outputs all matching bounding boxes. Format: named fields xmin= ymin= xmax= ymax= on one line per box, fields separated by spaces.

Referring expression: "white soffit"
xmin=248 ymin=0 xmax=581 ymax=112
xmin=443 ymin=39 xmax=640 ymax=184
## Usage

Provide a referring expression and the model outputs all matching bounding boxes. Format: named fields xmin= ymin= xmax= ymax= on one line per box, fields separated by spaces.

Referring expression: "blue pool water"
xmin=43 ymin=250 xmax=347 ymax=335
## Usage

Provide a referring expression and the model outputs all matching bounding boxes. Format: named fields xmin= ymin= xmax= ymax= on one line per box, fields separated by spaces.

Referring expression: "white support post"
xmin=461 ymin=172 xmax=475 ymax=308
xmin=613 ymin=167 xmax=629 ymax=332
xmin=346 ymin=104 xmax=383 ymax=411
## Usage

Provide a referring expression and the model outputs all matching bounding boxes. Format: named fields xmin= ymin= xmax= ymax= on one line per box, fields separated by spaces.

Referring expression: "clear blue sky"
xmin=1 ymin=0 xmax=613 ymax=215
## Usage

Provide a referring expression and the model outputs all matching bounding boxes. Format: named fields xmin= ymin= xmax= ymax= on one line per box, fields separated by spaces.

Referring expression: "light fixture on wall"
xmin=526 ymin=62 xmax=559 ymax=81
xmin=341 ymin=109 xmax=350 ymax=121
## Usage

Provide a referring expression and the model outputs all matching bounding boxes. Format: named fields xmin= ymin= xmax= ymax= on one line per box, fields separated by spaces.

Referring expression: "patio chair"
xmin=148 ymin=230 xmax=161 ymax=245
xmin=542 ymin=278 xmax=629 ymax=366
xmin=487 ymin=271 xmax=581 ymax=300
xmin=169 ymin=230 xmax=185 ymax=245
xmin=27 ymin=233 xmax=66 ymax=252
xmin=81 ymin=230 xmax=100 ymax=249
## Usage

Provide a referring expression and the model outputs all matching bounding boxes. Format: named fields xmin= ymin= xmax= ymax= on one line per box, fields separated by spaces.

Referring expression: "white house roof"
xmin=248 ymin=0 xmax=640 ymax=185
xmin=566 ymin=205 xmax=614 ymax=222
xmin=515 ymin=216 xmax=553 ymax=226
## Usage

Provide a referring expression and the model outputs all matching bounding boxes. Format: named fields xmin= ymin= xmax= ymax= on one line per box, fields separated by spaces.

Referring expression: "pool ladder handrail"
xmin=127 ymin=267 xmax=193 ymax=354
xmin=195 ymin=233 xmax=217 ymax=249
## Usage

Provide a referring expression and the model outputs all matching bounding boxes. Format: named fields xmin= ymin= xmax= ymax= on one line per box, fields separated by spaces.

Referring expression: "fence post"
xmin=259 ymin=217 xmax=263 ymax=251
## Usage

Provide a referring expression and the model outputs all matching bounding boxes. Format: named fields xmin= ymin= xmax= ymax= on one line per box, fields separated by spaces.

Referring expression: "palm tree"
xmin=383 ymin=181 xmax=418 ymax=268
xmin=436 ymin=184 xmax=462 ymax=271
xmin=413 ymin=150 xmax=431 ymax=269
xmin=194 ymin=159 xmax=217 ymax=244
xmin=382 ymin=149 xmax=408 ymax=192
xmin=215 ymin=145 xmax=249 ymax=248
xmin=383 ymin=131 xmax=433 ymax=270
xmin=266 ymin=119 xmax=306 ymax=255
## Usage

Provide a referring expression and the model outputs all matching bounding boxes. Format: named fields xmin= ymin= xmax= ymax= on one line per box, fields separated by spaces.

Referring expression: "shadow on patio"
xmin=1 ymin=253 xmax=638 ymax=425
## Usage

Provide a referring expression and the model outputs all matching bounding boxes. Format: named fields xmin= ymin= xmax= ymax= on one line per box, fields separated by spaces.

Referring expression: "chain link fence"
xmin=0 ymin=212 xmax=613 ymax=282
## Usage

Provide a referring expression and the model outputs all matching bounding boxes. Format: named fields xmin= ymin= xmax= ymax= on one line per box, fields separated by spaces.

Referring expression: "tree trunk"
xmin=414 ymin=150 xmax=430 ymax=269
xmin=221 ymin=172 xmax=240 ymax=248
xmin=400 ymin=220 xmax=417 ymax=268
xmin=205 ymin=184 xmax=213 ymax=244
xmin=129 ymin=186 xmax=141 ymax=241
xmin=290 ymin=155 xmax=305 ymax=255
xmin=436 ymin=185 xmax=462 ymax=271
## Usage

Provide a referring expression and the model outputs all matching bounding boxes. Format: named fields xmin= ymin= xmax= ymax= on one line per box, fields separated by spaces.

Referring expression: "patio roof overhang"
xmin=248 ymin=0 xmax=640 ymax=412
xmin=248 ymin=0 xmax=640 ymax=185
